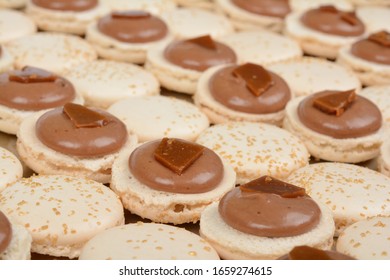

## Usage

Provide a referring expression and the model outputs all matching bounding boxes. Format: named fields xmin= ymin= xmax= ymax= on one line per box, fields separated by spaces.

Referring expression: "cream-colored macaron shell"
xmin=174 ymin=0 xmax=215 ymax=10
xmin=79 ymin=222 xmax=220 ymax=260
xmin=110 ymin=145 xmax=236 ymax=224
xmin=160 ymin=7 xmax=234 ymax=39
xmin=290 ymin=0 xmax=353 ymax=12
xmin=5 ymin=32 xmax=97 ymax=74
xmin=287 ymin=162 xmax=390 ymax=236
xmin=64 ymin=60 xmax=160 ymax=109
xmin=337 ymin=216 xmax=390 ymax=260
xmin=16 ymin=111 xmax=138 ymax=184
xmin=0 ymin=147 xmax=23 ymax=192
xmin=200 ymin=200 xmax=335 ymax=260
xmin=356 ymin=6 xmax=390 ymax=33
xmin=0 ymin=219 xmax=32 ymax=260
xmin=0 ymin=175 xmax=125 ymax=259
xmin=100 ymin=0 xmax=177 ymax=14
xmin=108 ymin=95 xmax=209 ymax=142
xmin=194 ymin=64 xmax=289 ymax=126
xmin=0 ymin=9 xmax=36 ymax=43
xmin=283 ymin=96 xmax=384 ymax=163
xmin=0 ymin=0 xmax=26 ymax=9
xmin=268 ymin=57 xmax=361 ymax=97
xmin=195 ymin=122 xmax=310 ymax=185
xmin=219 ymin=30 xmax=302 ymax=66
xmin=0 ymin=46 xmax=13 ymax=73
xmin=378 ymin=137 xmax=390 ymax=177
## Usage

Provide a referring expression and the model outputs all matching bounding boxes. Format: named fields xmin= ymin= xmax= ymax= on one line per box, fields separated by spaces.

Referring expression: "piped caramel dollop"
xmin=279 ymin=245 xmax=355 ymax=260
xmin=0 ymin=211 xmax=12 ymax=254
xmin=351 ymin=31 xmax=390 ymax=65
xmin=32 ymin=0 xmax=98 ymax=12
xmin=232 ymin=0 xmax=291 ymax=18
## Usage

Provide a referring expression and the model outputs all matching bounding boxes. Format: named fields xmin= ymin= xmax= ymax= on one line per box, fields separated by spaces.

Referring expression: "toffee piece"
xmin=97 ymin=11 xmax=168 ymax=44
xmin=35 ymin=104 xmax=128 ymax=157
xmin=300 ymin=5 xmax=365 ymax=37
xmin=350 ymin=31 xmax=390 ymax=65
xmin=0 ymin=66 xmax=76 ymax=111
xmin=280 ymin=245 xmax=355 ymax=260
xmin=219 ymin=176 xmax=321 ymax=237
xmin=0 ymin=211 xmax=12 ymax=254
xmin=129 ymin=139 xmax=224 ymax=194
xmin=298 ymin=90 xmax=382 ymax=139
xmin=32 ymin=0 xmax=98 ymax=12
xmin=164 ymin=36 xmax=237 ymax=72
xmin=231 ymin=0 xmax=291 ymax=18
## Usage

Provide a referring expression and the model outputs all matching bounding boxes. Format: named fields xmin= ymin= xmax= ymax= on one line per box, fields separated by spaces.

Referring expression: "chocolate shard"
xmin=8 ymin=66 xmax=57 ymax=83
xmin=111 ymin=10 xmax=151 ymax=19
xmin=239 ymin=176 xmax=306 ymax=198
xmin=368 ymin=30 xmax=390 ymax=47
xmin=340 ymin=12 xmax=359 ymax=26
xmin=154 ymin=138 xmax=205 ymax=175
xmin=232 ymin=63 xmax=274 ymax=97
xmin=63 ymin=103 xmax=109 ymax=128
xmin=313 ymin=89 xmax=356 ymax=117
xmin=186 ymin=35 xmax=217 ymax=50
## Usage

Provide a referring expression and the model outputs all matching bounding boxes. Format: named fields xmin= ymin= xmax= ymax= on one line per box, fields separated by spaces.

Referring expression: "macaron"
xmin=108 ymin=95 xmax=209 ymax=142
xmin=199 ymin=176 xmax=335 ymax=259
xmin=25 ymin=0 xmax=105 ymax=35
xmin=0 ymin=0 xmax=26 ymax=8
xmin=173 ymin=0 xmax=215 ymax=10
xmin=215 ymin=0 xmax=291 ymax=32
xmin=194 ymin=63 xmax=292 ymax=126
xmin=100 ymin=0 xmax=177 ymax=14
xmin=287 ymin=162 xmax=390 ymax=236
xmin=0 ymin=211 xmax=32 ymax=260
xmin=289 ymin=0 xmax=353 ymax=12
xmin=0 ymin=147 xmax=23 ymax=192
xmin=16 ymin=103 xmax=138 ymax=184
xmin=195 ymin=121 xmax=310 ymax=185
xmin=218 ymin=30 xmax=302 ymax=66
xmin=336 ymin=216 xmax=390 ymax=260
xmin=5 ymin=32 xmax=97 ymax=74
xmin=86 ymin=10 xmax=174 ymax=64
xmin=145 ymin=34 xmax=237 ymax=94
xmin=160 ymin=7 xmax=234 ymax=39
xmin=64 ymin=60 xmax=160 ymax=109
xmin=283 ymin=89 xmax=384 ymax=163
xmin=0 ymin=66 xmax=84 ymax=135
xmin=79 ymin=222 xmax=220 ymax=260
xmin=0 ymin=45 xmax=13 ymax=73
xmin=377 ymin=137 xmax=390 ymax=177
xmin=337 ymin=30 xmax=390 ymax=86
xmin=356 ymin=6 xmax=390 ymax=33
xmin=0 ymin=175 xmax=125 ymax=259
xmin=0 ymin=9 xmax=37 ymax=44
xmin=268 ymin=57 xmax=361 ymax=98
xmin=284 ymin=5 xmax=367 ymax=59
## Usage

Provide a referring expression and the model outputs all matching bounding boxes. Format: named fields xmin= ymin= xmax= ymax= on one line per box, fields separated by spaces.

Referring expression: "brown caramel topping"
xmin=232 ymin=0 xmax=291 ymax=18
xmin=318 ymin=5 xmax=338 ymax=13
xmin=154 ymin=138 xmax=205 ymax=175
xmin=285 ymin=246 xmax=355 ymax=260
xmin=232 ymin=63 xmax=274 ymax=97
xmin=0 ymin=45 xmax=2 ymax=57
xmin=111 ymin=11 xmax=151 ymax=19
xmin=368 ymin=30 xmax=390 ymax=47
xmin=63 ymin=103 xmax=109 ymax=128
xmin=32 ymin=0 xmax=98 ymax=12
xmin=313 ymin=89 xmax=356 ymax=117
xmin=240 ymin=176 xmax=306 ymax=198
xmin=8 ymin=66 xmax=57 ymax=83
xmin=0 ymin=211 xmax=12 ymax=254
xmin=186 ymin=35 xmax=216 ymax=50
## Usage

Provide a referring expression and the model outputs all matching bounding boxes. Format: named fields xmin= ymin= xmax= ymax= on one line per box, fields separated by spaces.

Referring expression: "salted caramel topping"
xmin=186 ymin=35 xmax=216 ymax=50
xmin=232 ymin=63 xmax=274 ymax=97
xmin=8 ymin=66 xmax=57 ymax=83
xmin=154 ymin=138 xmax=205 ymax=175
xmin=318 ymin=5 xmax=338 ymax=13
xmin=0 ymin=45 xmax=2 ymax=57
xmin=240 ymin=176 xmax=306 ymax=198
xmin=313 ymin=89 xmax=356 ymax=117
xmin=111 ymin=11 xmax=150 ymax=19
xmin=32 ymin=0 xmax=98 ymax=12
xmin=231 ymin=0 xmax=290 ymax=18
xmin=0 ymin=211 xmax=12 ymax=254
xmin=283 ymin=245 xmax=355 ymax=260
xmin=368 ymin=31 xmax=390 ymax=47
xmin=63 ymin=103 xmax=109 ymax=128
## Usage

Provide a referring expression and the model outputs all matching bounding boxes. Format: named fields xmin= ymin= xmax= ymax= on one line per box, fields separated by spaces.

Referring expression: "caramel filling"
xmin=280 ymin=245 xmax=355 ymax=260
xmin=232 ymin=0 xmax=290 ymax=18
xmin=32 ymin=0 xmax=98 ymax=12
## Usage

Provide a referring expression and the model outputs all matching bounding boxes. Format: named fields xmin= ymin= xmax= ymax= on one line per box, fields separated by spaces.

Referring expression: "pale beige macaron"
xmin=108 ymin=95 xmax=210 ymax=142
xmin=0 ymin=45 xmax=13 ymax=73
xmin=268 ymin=57 xmax=361 ymax=98
xmin=289 ymin=0 xmax=353 ymax=12
xmin=0 ymin=175 xmax=125 ymax=259
xmin=377 ymin=137 xmax=390 ymax=177
xmin=0 ymin=147 xmax=23 ymax=192
xmin=0 ymin=0 xmax=26 ymax=8
xmin=100 ymin=0 xmax=177 ymax=14
xmin=25 ymin=0 xmax=106 ymax=35
xmin=218 ymin=30 xmax=302 ymax=66
xmin=174 ymin=0 xmax=215 ymax=10
xmin=287 ymin=162 xmax=390 ymax=236
xmin=0 ymin=9 xmax=37 ymax=44
xmin=160 ymin=7 xmax=234 ymax=39
xmin=64 ymin=60 xmax=160 ymax=109
xmin=337 ymin=216 xmax=390 ymax=260
xmin=110 ymin=140 xmax=236 ymax=225
xmin=196 ymin=122 xmax=310 ymax=185
xmin=356 ymin=6 xmax=390 ymax=33
xmin=79 ymin=222 xmax=220 ymax=260
xmin=0 ymin=212 xmax=32 ymax=260
xmin=5 ymin=32 xmax=97 ymax=74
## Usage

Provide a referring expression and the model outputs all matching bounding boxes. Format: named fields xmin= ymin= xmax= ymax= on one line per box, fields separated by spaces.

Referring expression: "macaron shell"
xmin=100 ymin=0 xmax=177 ymax=15
xmin=0 ymin=147 xmax=23 ymax=192
xmin=0 ymin=221 xmax=32 ymax=260
xmin=359 ymin=85 xmax=390 ymax=130
xmin=0 ymin=0 xmax=26 ymax=9
xmin=79 ymin=222 xmax=220 ymax=260
xmin=336 ymin=216 xmax=390 ymax=260
xmin=289 ymin=0 xmax=353 ymax=12
xmin=356 ymin=6 xmax=390 ymax=33
xmin=0 ymin=46 xmax=14 ymax=73
xmin=0 ymin=9 xmax=37 ymax=43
